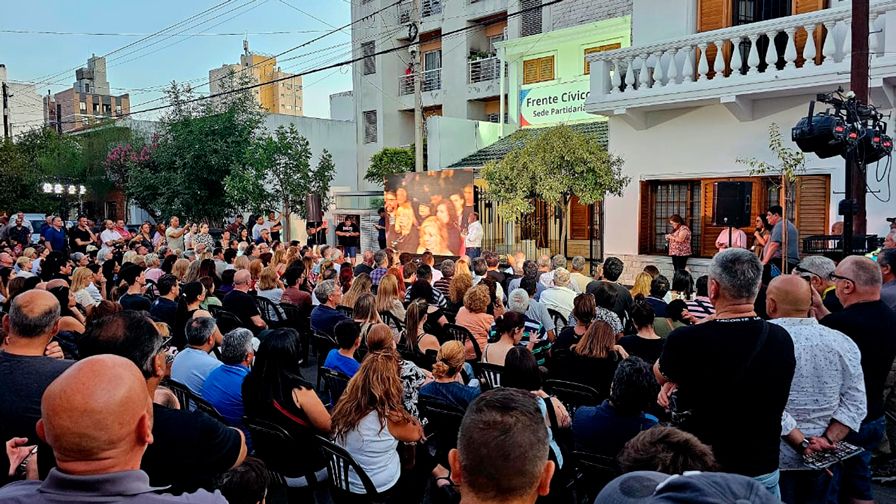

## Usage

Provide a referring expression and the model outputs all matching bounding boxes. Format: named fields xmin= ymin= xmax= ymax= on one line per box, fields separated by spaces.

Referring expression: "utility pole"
xmin=412 ymin=0 xmax=424 ymax=172
xmin=2 ymin=81 xmax=10 ymax=140
xmin=844 ymin=0 xmax=870 ymax=253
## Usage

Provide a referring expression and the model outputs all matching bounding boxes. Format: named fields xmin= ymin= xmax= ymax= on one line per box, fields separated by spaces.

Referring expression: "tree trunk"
xmin=781 ymin=175 xmax=787 ymax=273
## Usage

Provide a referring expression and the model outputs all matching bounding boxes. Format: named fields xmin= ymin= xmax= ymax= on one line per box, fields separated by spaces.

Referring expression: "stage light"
xmin=67 ymin=185 xmax=77 ymax=195
xmin=792 ymin=114 xmax=846 ymax=159
xmin=53 ymin=184 xmax=63 ymax=194
xmin=42 ymin=183 xmax=53 ymax=193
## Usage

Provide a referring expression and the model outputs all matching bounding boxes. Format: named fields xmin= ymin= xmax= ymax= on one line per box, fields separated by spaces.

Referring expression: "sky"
xmin=0 ymin=0 xmax=354 ymax=124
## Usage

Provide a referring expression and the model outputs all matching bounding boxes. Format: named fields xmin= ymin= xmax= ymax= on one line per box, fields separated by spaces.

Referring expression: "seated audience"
xmin=341 ymin=272 xmax=371 ymax=310
xmin=214 ymin=457 xmax=269 ymax=504
xmin=149 ymin=273 xmax=179 ymax=330
xmin=598 ymin=470 xmax=778 ymax=504
xmin=684 ymin=275 xmax=715 ymax=321
xmin=573 ymin=356 xmax=659 ymax=457
xmin=617 ymin=426 xmax=717 ymax=474
xmin=590 ymin=280 xmax=624 ymax=337
xmin=118 ymin=262 xmax=151 ymax=311
xmin=281 ymin=265 xmax=311 ymax=312
xmin=171 ymin=317 xmax=223 ymax=396
xmin=646 ymin=274 xmax=670 ymax=317
xmin=255 ymin=267 xmax=283 ymax=304
xmin=0 ymin=354 xmax=227 ymax=503
xmin=202 ymin=328 xmax=256 ymax=428
xmin=539 ymin=268 xmax=576 ymax=321
xmin=375 ymin=273 xmax=406 ymax=322
xmin=222 ymin=270 xmax=266 ymax=332
xmin=618 ymin=296 xmax=665 ymax=364
xmin=449 ymin=388 xmax=555 ymax=504
xmin=310 ymin=279 xmax=350 ymax=337
xmin=323 ymin=320 xmax=362 ymax=378
xmin=549 ymin=320 xmax=627 ymax=396
xmin=419 ymin=341 xmax=481 ymax=410
xmin=455 ymin=284 xmax=495 ymax=357
xmin=402 ymin=298 xmax=442 ymax=361
xmin=366 ymin=324 xmax=429 ymax=418
xmin=553 ymin=293 xmax=595 ymax=353
xmin=482 ymin=311 xmax=525 ymax=367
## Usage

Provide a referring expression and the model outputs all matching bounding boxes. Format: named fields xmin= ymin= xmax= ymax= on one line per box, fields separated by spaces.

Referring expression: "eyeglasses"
xmin=829 ymin=272 xmax=855 ymax=284
xmin=793 ymin=266 xmax=828 ymax=280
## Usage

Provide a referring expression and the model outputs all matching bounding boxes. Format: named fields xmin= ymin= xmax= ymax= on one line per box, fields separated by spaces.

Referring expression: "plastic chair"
xmin=280 ymin=303 xmax=310 ymax=362
xmin=321 ymin=367 xmax=351 ymax=406
xmin=573 ymin=450 xmax=620 ymax=500
xmin=163 ymin=379 xmax=224 ymax=422
xmin=244 ymin=417 xmax=324 ymax=492
xmin=144 ymin=278 xmax=158 ymax=301
xmin=315 ymin=435 xmax=383 ymax=502
xmin=544 ymin=379 xmax=602 ymax=417
xmin=312 ymin=331 xmax=338 ymax=389
xmin=443 ymin=323 xmax=483 ymax=362
xmin=336 ymin=305 xmax=353 ymax=318
xmin=212 ymin=309 xmax=246 ymax=334
xmin=478 ymin=362 xmax=504 ymax=390
xmin=254 ymin=296 xmax=286 ymax=328
xmin=548 ymin=309 xmax=568 ymax=332
xmin=418 ymin=396 xmax=466 ymax=467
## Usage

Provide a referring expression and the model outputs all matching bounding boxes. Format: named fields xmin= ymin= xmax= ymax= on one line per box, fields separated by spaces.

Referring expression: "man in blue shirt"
xmin=43 ymin=217 xmax=68 ymax=254
xmin=310 ymin=280 xmax=350 ymax=337
xmin=202 ymin=328 xmax=254 ymax=427
xmin=323 ymin=320 xmax=361 ymax=378
xmin=171 ymin=317 xmax=222 ymax=396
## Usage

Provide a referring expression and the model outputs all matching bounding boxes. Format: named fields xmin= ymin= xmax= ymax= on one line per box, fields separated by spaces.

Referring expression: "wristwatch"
xmin=798 ymin=438 xmax=811 ymax=453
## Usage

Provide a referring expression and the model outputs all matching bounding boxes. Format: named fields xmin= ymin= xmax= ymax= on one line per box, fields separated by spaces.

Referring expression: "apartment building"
xmin=43 ymin=56 xmax=130 ymax=133
xmin=209 ymin=41 xmax=304 ymax=116
xmin=350 ymin=0 xmax=633 ymax=188
xmin=0 ymin=64 xmax=44 ymax=139
xmin=585 ymin=0 xmax=896 ymax=283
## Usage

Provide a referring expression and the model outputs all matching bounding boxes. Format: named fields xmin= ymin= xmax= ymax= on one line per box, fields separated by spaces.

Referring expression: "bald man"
xmin=222 ymin=269 xmax=266 ymax=331
xmin=768 ymin=275 xmax=866 ymax=503
xmin=812 ymin=256 xmax=896 ymax=504
xmin=0 ymin=290 xmax=72 ymax=480
xmin=0 ymin=355 xmax=226 ymax=503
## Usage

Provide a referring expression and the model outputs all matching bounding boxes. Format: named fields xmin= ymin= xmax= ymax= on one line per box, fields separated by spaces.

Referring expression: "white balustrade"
xmin=591 ymin=1 xmax=896 ymax=97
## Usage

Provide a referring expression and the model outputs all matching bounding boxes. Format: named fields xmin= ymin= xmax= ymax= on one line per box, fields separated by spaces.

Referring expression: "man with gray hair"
xmin=795 ymin=255 xmax=842 ymax=312
xmin=171 ymin=317 xmax=223 ymax=396
xmin=0 ymin=290 xmax=72 ymax=478
xmin=655 ymin=248 xmax=795 ymax=497
xmin=812 ymin=255 xmax=896 ymax=503
xmin=508 ymin=260 xmax=547 ymax=300
xmin=569 ymin=256 xmax=591 ymax=293
xmin=370 ymin=249 xmax=389 ymax=286
xmin=507 ymin=288 xmax=552 ymax=365
xmin=539 ymin=254 xmax=582 ymax=293
xmin=202 ymin=328 xmax=256 ymax=427
xmin=311 ymin=279 xmax=350 ymax=336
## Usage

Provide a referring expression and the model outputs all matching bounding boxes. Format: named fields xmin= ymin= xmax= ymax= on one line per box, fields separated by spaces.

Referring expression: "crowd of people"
xmin=0 ymin=208 xmax=894 ymax=504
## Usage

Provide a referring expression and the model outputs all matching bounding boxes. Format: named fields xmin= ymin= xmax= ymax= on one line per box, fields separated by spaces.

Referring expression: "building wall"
xmin=426 ymin=116 xmax=514 ymax=170
xmin=329 ymin=91 xmax=354 ymax=121
xmin=209 ymin=53 xmax=303 ymax=116
xmin=551 ymin=0 xmax=633 ymax=31
xmin=0 ymin=65 xmax=44 ymax=138
xmin=263 ymin=114 xmax=358 ymax=191
xmin=603 ymin=98 xmax=894 ymax=260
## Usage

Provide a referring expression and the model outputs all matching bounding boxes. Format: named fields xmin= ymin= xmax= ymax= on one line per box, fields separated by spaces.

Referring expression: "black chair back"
xmin=335 ymin=305 xmax=353 ymax=318
xmin=254 ymin=296 xmax=286 ymax=327
xmin=144 ymin=278 xmax=158 ymax=300
xmin=573 ymin=450 xmax=620 ymax=500
xmin=379 ymin=310 xmax=404 ymax=334
xmin=548 ymin=309 xmax=568 ymax=332
xmin=478 ymin=362 xmax=503 ymax=390
xmin=162 ymin=379 xmax=191 ymax=410
xmin=244 ymin=416 xmax=321 ymax=488
xmin=280 ymin=303 xmax=310 ymax=362
xmin=544 ymin=379 xmax=602 ymax=417
xmin=443 ymin=323 xmax=482 ymax=362
xmin=212 ymin=308 xmax=245 ymax=334
xmin=312 ymin=330 xmax=338 ymax=389
xmin=315 ymin=435 xmax=381 ymax=498
xmin=418 ymin=396 xmax=465 ymax=467
xmin=164 ymin=379 xmax=225 ymax=422
xmin=321 ymin=367 xmax=351 ymax=406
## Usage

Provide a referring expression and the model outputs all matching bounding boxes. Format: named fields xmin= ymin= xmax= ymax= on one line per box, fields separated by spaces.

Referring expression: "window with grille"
xmin=523 ymin=56 xmax=554 ymax=84
xmin=362 ymin=41 xmax=376 ymax=75
xmin=584 ymin=43 xmax=622 ymax=74
xmin=363 ymin=110 xmax=377 ymax=143
xmin=645 ymin=181 xmax=702 ymax=255
xmin=521 ymin=0 xmax=542 ymax=36
xmin=733 ymin=0 xmax=791 ymax=25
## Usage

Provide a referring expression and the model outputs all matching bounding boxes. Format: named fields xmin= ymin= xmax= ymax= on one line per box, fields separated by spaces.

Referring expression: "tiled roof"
xmin=447 ymin=120 xmax=608 ymax=169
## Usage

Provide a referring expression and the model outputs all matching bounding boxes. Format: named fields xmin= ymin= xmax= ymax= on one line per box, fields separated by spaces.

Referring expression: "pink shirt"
xmin=715 ymin=228 xmax=748 ymax=250
xmin=454 ymin=308 xmax=494 ymax=359
xmin=668 ymin=225 xmax=692 ymax=257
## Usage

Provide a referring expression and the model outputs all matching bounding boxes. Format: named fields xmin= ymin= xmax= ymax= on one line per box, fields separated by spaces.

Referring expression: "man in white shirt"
xmin=99 ymin=219 xmax=124 ymax=257
xmin=538 ymin=268 xmax=577 ymax=321
xmin=715 ymin=227 xmax=749 ymax=252
xmin=540 ymin=255 xmax=582 ymax=293
xmin=464 ymin=212 xmax=483 ymax=259
xmin=166 ymin=216 xmax=186 ymax=252
xmin=767 ymin=275 xmax=866 ymax=504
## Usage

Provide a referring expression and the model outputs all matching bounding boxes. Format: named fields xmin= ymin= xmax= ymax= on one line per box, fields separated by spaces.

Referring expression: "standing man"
xmin=227 ymin=215 xmax=246 ymax=238
xmin=335 ymin=215 xmax=360 ymax=264
xmin=374 ymin=207 xmax=388 ymax=251
xmin=99 ymin=219 xmax=124 ymax=255
xmin=7 ymin=216 xmax=31 ymax=251
xmin=766 ymin=275 xmax=866 ymax=503
xmin=43 ymin=217 xmax=68 ymax=254
xmin=251 ymin=215 xmax=268 ymax=242
xmin=655 ymin=248 xmax=795 ymax=497
xmin=763 ymin=205 xmax=800 ymax=275
xmin=166 ymin=216 xmax=186 ymax=252
xmin=306 ymin=218 xmax=327 ymax=248
xmin=795 ymin=255 xmax=842 ymax=313
xmin=812 ymin=255 xmax=896 ymax=504
xmin=464 ymin=212 xmax=483 ymax=260
xmin=68 ymin=215 xmax=95 ymax=254
xmin=880 ymin=248 xmax=896 ymax=311
xmin=267 ymin=211 xmax=283 ymax=242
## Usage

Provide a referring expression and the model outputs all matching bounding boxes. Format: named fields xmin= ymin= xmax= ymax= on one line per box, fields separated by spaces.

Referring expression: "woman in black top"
xmin=130 ymin=222 xmax=155 ymax=252
xmin=553 ymin=293 xmax=595 ymax=354
xmin=549 ymin=320 xmax=627 ymax=396
xmin=618 ymin=295 xmax=665 ymax=364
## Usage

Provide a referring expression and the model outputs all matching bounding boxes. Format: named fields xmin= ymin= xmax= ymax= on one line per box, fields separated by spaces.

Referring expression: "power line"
xmin=0 ymin=29 xmax=333 ymax=36
xmin=46 ymin=0 xmax=568 ymax=127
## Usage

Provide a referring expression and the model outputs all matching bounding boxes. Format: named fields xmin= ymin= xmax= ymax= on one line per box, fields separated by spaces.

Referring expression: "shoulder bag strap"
xmin=543 ymin=396 xmax=560 ymax=432
xmin=735 ymin=320 xmax=769 ymax=383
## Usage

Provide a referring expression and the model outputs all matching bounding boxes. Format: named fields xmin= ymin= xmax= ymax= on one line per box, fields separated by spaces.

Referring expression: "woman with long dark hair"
xmin=550 ymin=320 xmax=628 ymax=395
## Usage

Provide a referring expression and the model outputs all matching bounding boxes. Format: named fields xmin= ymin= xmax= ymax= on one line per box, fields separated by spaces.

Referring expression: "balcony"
xmin=399 ymin=68 xmax=442 ymax=95
xmin=397 ymin=0 xmax=442 ymax=23
xmin=586 ymin=1 xmax=896 ymax=128
xmin=468 ymin=56 xmax=502 ymax=83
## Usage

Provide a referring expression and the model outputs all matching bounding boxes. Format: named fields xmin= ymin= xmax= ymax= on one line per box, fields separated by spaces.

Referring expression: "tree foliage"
xmin=312 ymin=149 xmax=337 ymax=216
xmin=480 ymin=124 xmax=629 ymax=220
xmin=365 ymin=146 xmax=414 ymax=186
xmin=737 ymin=123 xmax=806 ymax=183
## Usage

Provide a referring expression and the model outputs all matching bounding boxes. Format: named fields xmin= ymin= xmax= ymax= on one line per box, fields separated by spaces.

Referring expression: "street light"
xmin=42 ymin=183 xmax=53 ymax=194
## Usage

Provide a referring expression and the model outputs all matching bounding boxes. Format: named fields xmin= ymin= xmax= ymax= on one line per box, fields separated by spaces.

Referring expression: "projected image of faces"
xmin=384 ymin=169 xmax=474 ymax=256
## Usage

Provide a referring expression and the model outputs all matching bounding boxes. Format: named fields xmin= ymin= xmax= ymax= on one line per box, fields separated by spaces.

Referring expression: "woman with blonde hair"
xmin=375 ymin=274 xmax=405 ymax=321
xmin=454 ymin=284 xmax=494 ymax=356
xmin=366 ymin=323 xmax=430 ymax=418
xmin=551 ymin=320 xmax=628 ymax=395
xmin=630 ymin=271 xmax=653 ymax=299
xmin=419 ymin=340 xmax=481 ymax=409
xmin=171 ymin=258 xmax=190 ymax=282
xmin=454 ymin=259 xmax=471 ymax=278
xmin=342 ymin=273 xmax=372 ymax=310
xmin=183 ymin=259 xmax=202 ymax=283
xmin=249 ymin=259 xmax=264 ymax=282
xmin=331 ymin=350 xmax=424 ymax=496
xmin=71 ymin=267 xmax=100 ymax=311
xmin=257 ymin=266 xmax=285 ymax=304
xmin=272 ymin=249 xmax=288 ymax=276
xmin=233 ymin=255 xmax=250 ymax=271
xmin=417 ymin=216 xmax=451 ymax=256
xmin=353 ymin=293 xmax=382 ymax=342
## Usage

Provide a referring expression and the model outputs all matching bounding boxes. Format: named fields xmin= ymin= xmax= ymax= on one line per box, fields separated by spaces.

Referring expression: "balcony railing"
xmin=468 ymin=56 xmax=502 ymax=83
xmin=398 ymin=2 xmax=410 ymax=23
xmin=397 ymin=0 xmax=441 ymax=22
xmin=587 ymin=1 xmax=894 ymax=109
xmin=399 ymin=68 xmax=442 ymax=95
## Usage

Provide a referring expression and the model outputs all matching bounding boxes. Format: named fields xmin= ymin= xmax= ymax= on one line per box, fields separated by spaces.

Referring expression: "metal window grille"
xmin=650 ymin=181 xmax=702 ymax=255
xmin=521 ymin=0 xmax=542 ymax=36
xmin=363 ymin=110 xmax=377 ymax=143
xmin=362 ymin=42 xmax=376 ymax=75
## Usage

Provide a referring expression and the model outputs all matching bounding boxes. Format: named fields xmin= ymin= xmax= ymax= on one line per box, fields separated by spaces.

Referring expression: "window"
xmin=640 ymin=181 xmax=702 ymax=255
xmin=584 ymin=43 xmax=622 ymax=74
xmin=732 ymin=0 xmax=790 ymax=25
xmin=362 ymin=41 xmax=376 ymax=75
xmin=488 ymin=34 xmax=504 ymax=54
xmin=102 ymin=104 xmax=111 ymax=114
xmin=115 ymin=104 xmax=122 ymax=114
xmin=522 ymin=56 xmax=554 ymax=84
xmin=520 ymin=0 xmax=542 ymax=36
xmin=92 ymin=103 xmax=100 ymax=113
xmin=79 ymin=102 xmax=87 ymax=112
xmin=363 ymin=110 xmax=377 ymax=143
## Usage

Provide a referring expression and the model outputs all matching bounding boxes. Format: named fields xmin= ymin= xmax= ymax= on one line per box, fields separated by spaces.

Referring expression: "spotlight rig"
xmin=792 ymin=88 xmax=893 ymax=164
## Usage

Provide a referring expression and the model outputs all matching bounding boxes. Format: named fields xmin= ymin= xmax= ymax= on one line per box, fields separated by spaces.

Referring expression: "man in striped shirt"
xmin=685 ymin=275 xmax=715 ymax=322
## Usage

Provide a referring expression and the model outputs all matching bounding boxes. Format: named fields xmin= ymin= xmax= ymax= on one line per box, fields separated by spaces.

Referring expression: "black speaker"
xmin=305 ymin=194 xmax=322 ymax=222
xmin=713 ymin=182 xmax=752 ymax=228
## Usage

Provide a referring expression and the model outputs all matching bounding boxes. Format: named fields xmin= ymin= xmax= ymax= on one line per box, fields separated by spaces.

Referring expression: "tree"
xmin=480 ymin=124 xmax=629 ymax=254
xmin=225 ymin=124 xmax=312 ymax=220
xmin=364 ymin=146 xmax=413 ymax=186
xmin=737 ymin=123 xmax=806 ymax=271
xmin=310 ymin=149 xmax=337 ymax=217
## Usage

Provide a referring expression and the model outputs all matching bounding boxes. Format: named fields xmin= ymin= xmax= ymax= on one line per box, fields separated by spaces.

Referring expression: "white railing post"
xmin=730 ymin=37 xmax=743 ymax=76
xmin=747 ymin=34 xmax=761 ymax=74
xmin=822 ymin=21 xmax=837 ymax=65
xmin=840 ymin=20 xmax=852 ymax=63
xmin=712 ymin=40 xmax=725 ymax=78
xmin=624 ymin=57 xmax=636 ymax=91
xmin=783 ymin=28 xmax=797 ymax=69
xmin=762 ymin=30 xmax=777 ymax=71
xmin=804 ymin=24 xmax=818 ymax=65
xmin=638 ymin=53 xmax=651 ymax=88
xmin=610 ymin=59 xmax=622 ymax=93
xmin=697 ymin=43 xmax=709 ymax=81
xmin=684 ymin=45 xmax=696 ymax=82
xmin=653 ymin=50 xmax=666 ymax=87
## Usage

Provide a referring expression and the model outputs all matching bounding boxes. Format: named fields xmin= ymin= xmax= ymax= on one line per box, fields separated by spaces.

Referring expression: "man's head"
xmin=417 ymin=264 xmax=433 ymax=283
xmin=468 ymin=211 xmax=479 ymax=224
xmin=766 ymin=275 xmax=812 ymax=319
xmin=708 ymin=248 xmax=762 ymax=306
xmin=472 ymin=257 xmax=487 ymax=277
xmin=52 ymin=217 xmax=63 ymax=229
xmin=314 ymin=279 xmax=342 ymax=307
xmin=0 ymin=252 xmax=13 ymax=268
xmin=649 ymin=275 xmax=670 ymax=299
xmin=233 ymin=269 xmax=252 ymax=292
xmin=334 ymin=320 xmax=362 ymax=350
xmin=80 ymin=311 xmax=165 ymax=381
xmin=570 ymin=256 xmax=586 ymax=273
xmin=550 ymin=254 xmax=566 ymax=271
xmin=439 ymin=259 xmax=455 ymax=279
xmin=880 ymin=248 xmax=896 ymax=283
xmin=374 ymin=250 xmax=388 ymax=268
xmin=507 ymin=288 xmax=530 ymax=314
xmin=602 ymin=257 xmax=624 ymax=282
xmin=609 ymin=357 xmax=659 ymax=416
xmin=220 ymin=328 xmax=255 ymax=366
xmin=186 ymin=316 xmax=221 ymax=350
xmin=402 ymin=262 xmax=418 ymax=283
xmin=553 ymin=268 xmax=571 ymax=288
xmin=3 ymin=290 xmax=61 ymax=343
xmin=156 ymin=274 xmax=179 ymax=299
xmin=795 ymin=255 xmax=836 ymax=295
xmin=37 ymin=355 xmax=153 ymax=475
xmin=885 ymin=228 xmax=896 ymax=249
xmin=484 ymin=252 xmax=499 ymax=269
xmin=617 ymin=426 xmax=717 ymax=474
xmin=449 ymin=388 xmax=554 ymax=502
xmin=170 ymin=216 xmax=180 ymax=228
xmin=362 ymin=250 xmax=375 ymax=266
xmin=833 ymin=255 xmax=883 ymax=307
xmin=766 ymin=205 xmax=784 ymax=226
xmin=421 ymin=251 xmax=435 ymax=266
xmin=119 ymin=263 xmax=144 ymax=288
